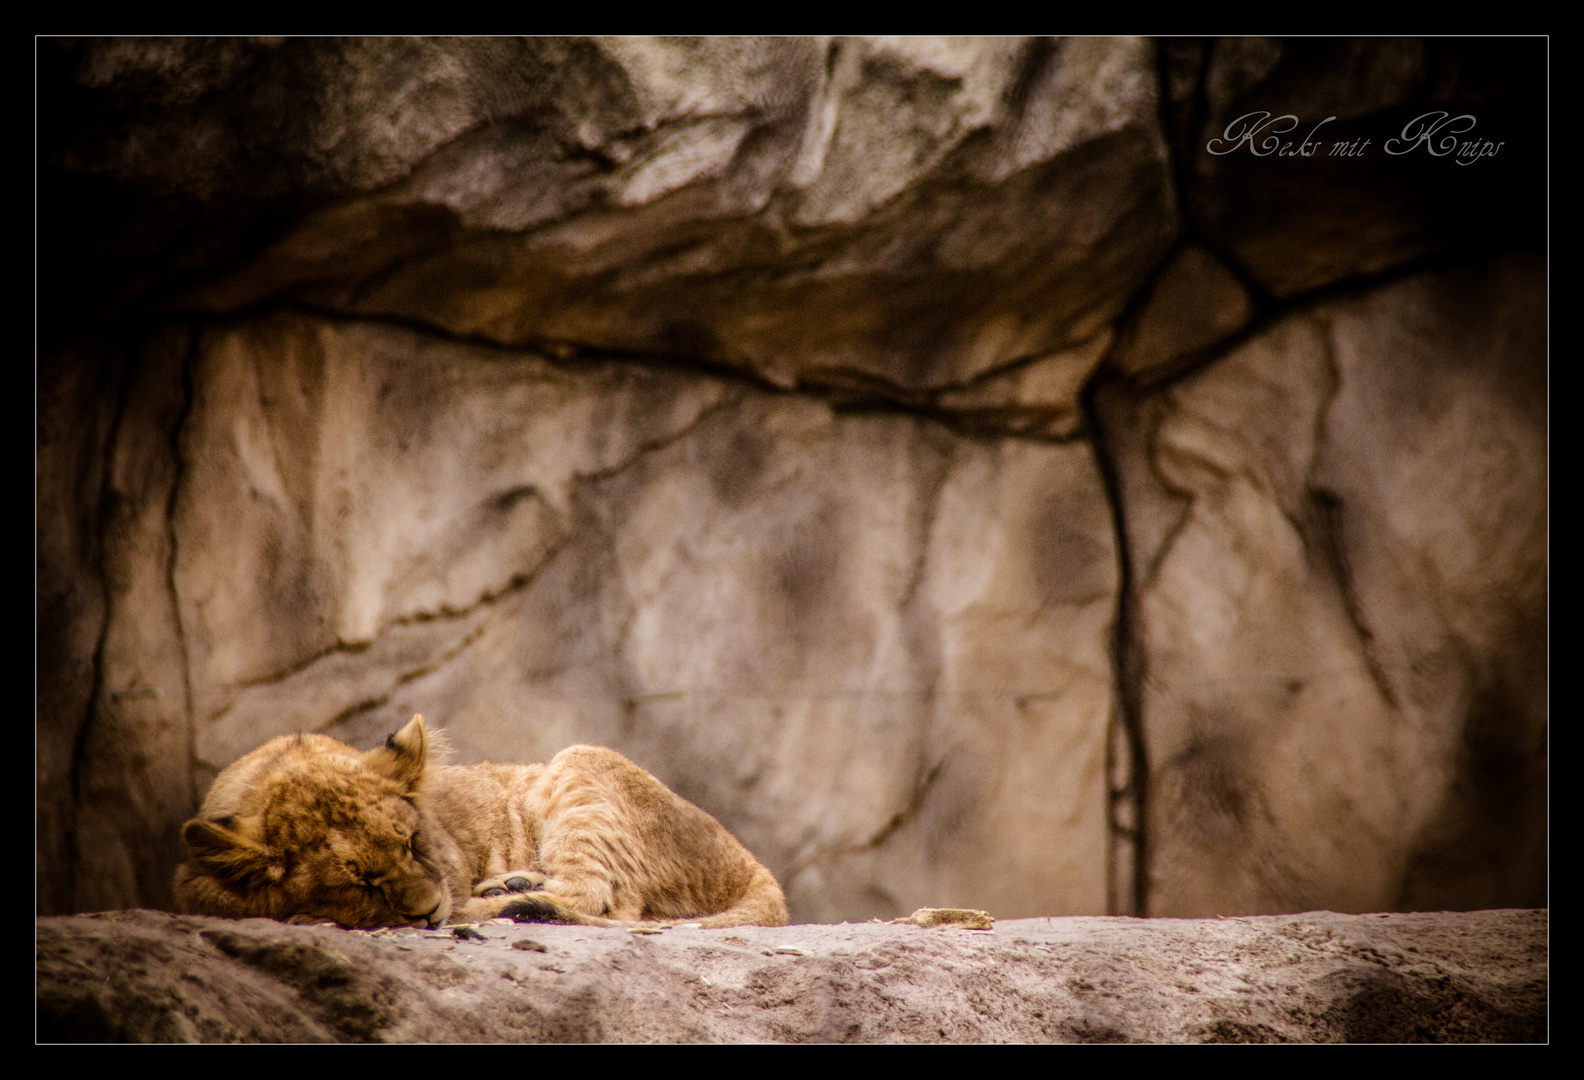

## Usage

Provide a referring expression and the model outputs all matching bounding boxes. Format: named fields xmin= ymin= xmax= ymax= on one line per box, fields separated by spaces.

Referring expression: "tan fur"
xmin=174 ymin=715 xmax=789 ymax=930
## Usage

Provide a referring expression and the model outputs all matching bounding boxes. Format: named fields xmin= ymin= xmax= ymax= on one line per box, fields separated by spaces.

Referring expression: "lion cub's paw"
xmin=474 ymin=871 xmax=548 ymax=898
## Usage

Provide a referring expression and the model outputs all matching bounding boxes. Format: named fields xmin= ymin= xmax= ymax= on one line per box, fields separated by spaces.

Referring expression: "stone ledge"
xmin=36 ymin=908 xmax=1546 ymax=1043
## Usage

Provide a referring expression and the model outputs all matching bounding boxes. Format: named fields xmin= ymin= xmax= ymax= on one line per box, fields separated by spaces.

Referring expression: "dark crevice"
xmin=927 ymin=338 xmax=1092 ymax=397
xmin=315 ymin=621 xmax=492 ymax=737
xmin=1118 ymin=239 xmax=1527 ymax=402
xmin=1138 ymin=491 xmax=1193 ymax=596
xmin=1154 ymin=38 xmax=1208 ymax=214
xmin=575 ymin=390 xmax=744 ymax=487
xmin=157 ymin=300 xmax=1100 ymax=444
xmin=168 ymin=329 xmax=199 ymax=810
xmin=1079 ymin=371 xmax=1149 ymax=917
xmin=1153 ymin=37 xmax=1278 ymax=313
xmin=1303 ymin=321 xmax=1401 ymax=713
xmin=222 ymin=638 xmax=373 ymax=695
xmin=1149 ymin=36 xmax=1278 ymax=314
xmin=1064 ymin=41 xmax=1221 ymax=919
xmin=896 ymin=448 xmax=952 ymax=614
xmin=830 ymin=399 xmax=1090 ymax=445
xmin=1004 ymin=37 xmax=1060 ymax=128
xmin=64 ymin=342 xmax=136 ymax=917
xmin=1306 ymin=487 xmax=1401 ymax=713
xmin=220 ymin=535 xmax=569 ymax=703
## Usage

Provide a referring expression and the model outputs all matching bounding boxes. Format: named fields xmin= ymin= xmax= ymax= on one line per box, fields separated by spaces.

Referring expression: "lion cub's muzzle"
xmin=392 ymin=878 xmax=449 ymax=928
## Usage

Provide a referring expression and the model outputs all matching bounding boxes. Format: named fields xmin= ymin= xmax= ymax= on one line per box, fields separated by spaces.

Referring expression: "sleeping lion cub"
xmin=174 ymin=715 xmax=788 ymax=929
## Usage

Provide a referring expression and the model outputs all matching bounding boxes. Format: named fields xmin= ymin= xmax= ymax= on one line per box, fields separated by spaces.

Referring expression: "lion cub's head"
xmin=175 ymin=715 xmax=453 ymax=928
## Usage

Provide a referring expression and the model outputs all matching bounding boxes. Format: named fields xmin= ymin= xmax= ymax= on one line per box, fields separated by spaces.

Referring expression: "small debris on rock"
xmin=452 ymin=925 xmax=486 ymax=941
xmin=628 ymin=927 xmax=665 ymax=935
xmin=891 ymin=907 xmax=995 ymax=930
xmin=512 ymin=939 xmax=549 ymax=952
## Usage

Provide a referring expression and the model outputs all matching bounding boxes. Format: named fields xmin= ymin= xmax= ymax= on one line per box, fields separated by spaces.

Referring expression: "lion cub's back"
xmin=540 ymin=745 xmax=763 ymax=918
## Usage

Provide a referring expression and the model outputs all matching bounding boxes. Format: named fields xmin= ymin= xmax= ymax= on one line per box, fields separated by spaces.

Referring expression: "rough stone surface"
xmin=1105 ymin=255 xmax=1546 ymax=917
xmin=44 ymin=37 xmax=1176 ymax=394
xmin=36 ymin=908 xmax=1547 ymax=1043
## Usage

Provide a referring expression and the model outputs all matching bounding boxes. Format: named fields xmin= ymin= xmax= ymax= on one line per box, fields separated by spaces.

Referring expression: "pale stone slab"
xmin=37 ymin=908 xmax=1547 ymax=1043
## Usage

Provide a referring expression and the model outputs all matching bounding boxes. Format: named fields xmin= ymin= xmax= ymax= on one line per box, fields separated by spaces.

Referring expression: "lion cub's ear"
xmin=183 ymin=818 xmax=284 ymax=887
xmin=363 ymin=713 xmax=430 ymax=791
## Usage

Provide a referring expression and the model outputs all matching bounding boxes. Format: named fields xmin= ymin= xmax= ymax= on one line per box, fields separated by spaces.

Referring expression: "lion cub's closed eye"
xmin=174 ymin=715 xmax=788 ymax=930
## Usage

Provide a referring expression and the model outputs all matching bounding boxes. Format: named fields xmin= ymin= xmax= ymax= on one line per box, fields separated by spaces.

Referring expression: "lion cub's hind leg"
xmin=521 ymin=744 xmax=783 ymax=927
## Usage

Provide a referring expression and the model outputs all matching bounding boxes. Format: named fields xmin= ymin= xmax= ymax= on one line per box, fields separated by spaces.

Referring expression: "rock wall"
xmin=37 ymin=38 xmax=1545 ymax=922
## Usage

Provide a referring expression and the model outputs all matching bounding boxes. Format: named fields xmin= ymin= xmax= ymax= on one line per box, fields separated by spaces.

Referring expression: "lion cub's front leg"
xmin=473 ymin=871 xmax=548 ymax=897
xmin=454 ymin=872 xmax=608 ymax=926
xmin=450 ymin=867 xmax=611 ymax=926
xmin=449 ymin=872 xmax=552 ymax=923
xmin=486 ymin=872 xmax=623 ymax=926
xmin=459 ymin=867 xmax=611 ymax=918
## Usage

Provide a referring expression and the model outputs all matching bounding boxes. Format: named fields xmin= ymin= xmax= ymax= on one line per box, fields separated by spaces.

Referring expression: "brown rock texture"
xmin=38 ymin=37 xmax=1544 ymax=932
xmin=43 ymin=37 xmax=1175 ymax=395
xmin=37 ymin=909 xmax=1546 ymax=1043
xmin=1099 ymin=255 xmax=1546 ymax=917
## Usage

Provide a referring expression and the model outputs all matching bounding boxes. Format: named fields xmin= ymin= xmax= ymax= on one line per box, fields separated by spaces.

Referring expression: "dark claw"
xmin=480 ymin=888 xmax=507 ymax=897
xmin=504 ymin=876 xmax=537 ymax=893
